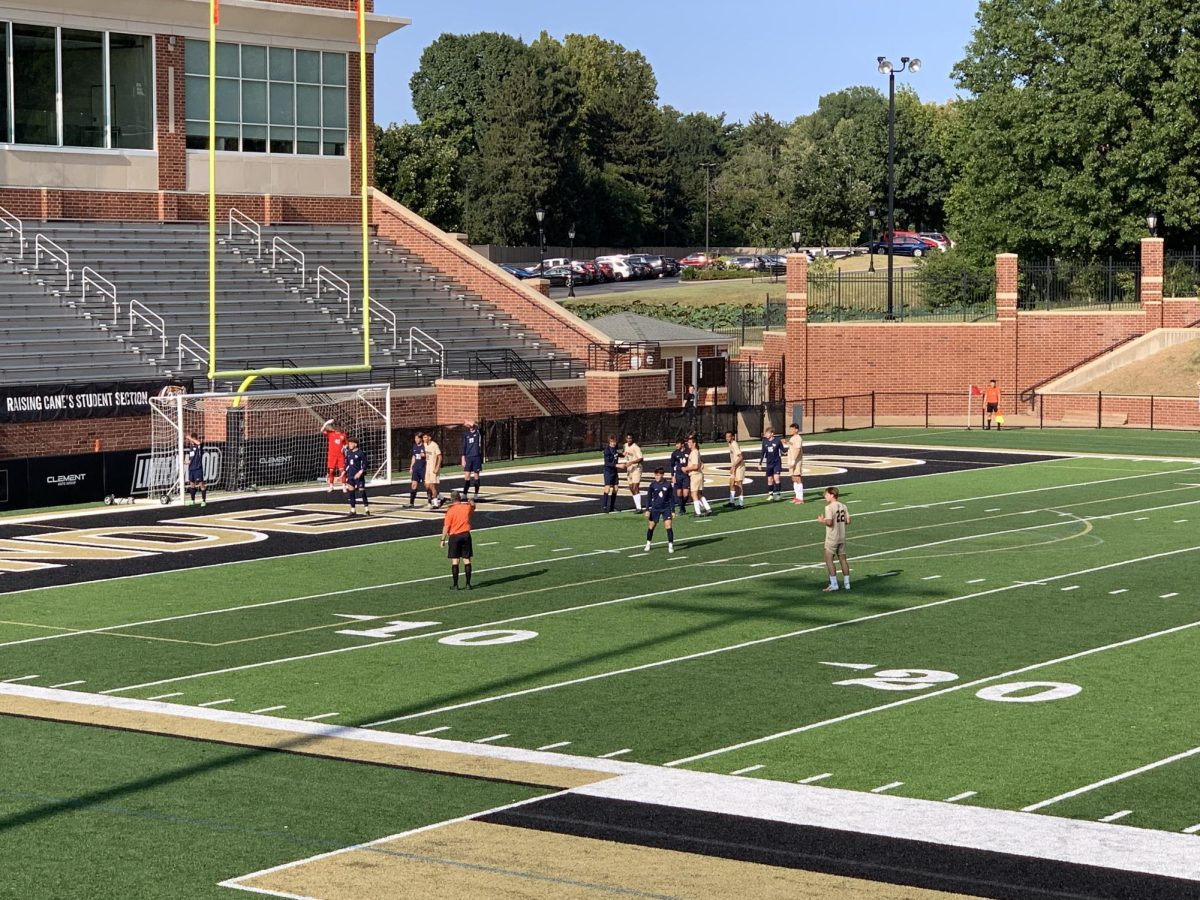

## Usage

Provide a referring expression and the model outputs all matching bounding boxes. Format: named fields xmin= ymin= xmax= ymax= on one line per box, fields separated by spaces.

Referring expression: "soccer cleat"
xmin=364 ymin=509 xmax=371 ymax=516
xmin=822 ymin=585 xmax=839 ymax=592
xmin=200 ymin=501 xmax=207 ymax=508
xmin=449 ymin=585 xmax=459 ymax=591
xmin=644 ymin=542 xmax=652 ymax=552
xmin=792 ymin=498 xmax=804 ymax=505
xmin=668 ymin=543 xmax=675 ymax=553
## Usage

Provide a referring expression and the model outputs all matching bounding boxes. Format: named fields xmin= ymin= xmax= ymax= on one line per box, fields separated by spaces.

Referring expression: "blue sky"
xmin=373 ymin=0 xmax=982 ymax=126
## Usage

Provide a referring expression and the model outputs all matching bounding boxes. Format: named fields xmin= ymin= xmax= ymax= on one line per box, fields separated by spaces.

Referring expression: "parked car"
xmin=595 ymin=260 xmax=616 ymax=282
xmin=626 ymin=254 xmax=671 ymax=278
xmin=661 ymin=257 xmax=681 ymax=277
xmin=627 ymin=258 xmax=655 ymax=279
xmin=595 ymin=255 xmax=635 ymax=281
xmin=499 ymin=263 xmax=534 ymax=279
xmin=540 ymin=265 xmax=574 ymax=287
xmin=541 ymin=257 xmax=571 ymax=269
xmin=879 ymin=230 xmax=941 ymax=250
xmin=868 ymin=237 xmax=930 ymax=257
xmin=919 ymin=232 xmax=954 ymax=250
xmin=678 ymin=252 xmax=715 ymax=268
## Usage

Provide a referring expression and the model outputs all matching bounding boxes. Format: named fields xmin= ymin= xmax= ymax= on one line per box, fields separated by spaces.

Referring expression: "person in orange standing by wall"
xmin=440 ymin=490 xmax=475 ymax=590
xmin=983 ymin=379 xmax=1002 ymax=430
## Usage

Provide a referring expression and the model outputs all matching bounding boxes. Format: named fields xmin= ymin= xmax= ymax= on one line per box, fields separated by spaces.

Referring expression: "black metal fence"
xmin=1165 ymin=250 xmax=1200 ymax=298
xmin=1018 ymin=258 xmax=1141 ymax=310
xmin=711 ymin=296 xmax=787 ymax=354
xmin=807 ymin=270 xmax=996 ymax=322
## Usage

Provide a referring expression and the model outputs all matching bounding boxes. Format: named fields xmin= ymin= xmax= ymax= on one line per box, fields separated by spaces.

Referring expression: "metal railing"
xmin=1018 ymin=258 xmax=1141 ymax=310
xmin=271 ymin=236 xmax=306 ymax=287
xmin=81 ymin=266 xmax=119 ymax=325
xmin=409 ymin=326 xmax=445 ymax=379
xmin=178 ymin=334 xmax=209 ymax=369
xmin=586 ymin=341 xmax=665 ymax=371
xmin=228 ymin=208 xmax=262 ymax=258
xmin=807 ymin=269 xmax=996 ymax=322
xmin=1164 ymin=250 xmax=1200 ymax=298
xmin=315 ymin=265 xmax=351 ymax=311
xmin=471 ymin=350 xmax=574 ymax=417
xmin=129 ymin=298 xmax=167 ymax=357
xmin=34 ymin=234 xmax=71 ymax=292
xmin=364 ymin=296 xmax=399 ymax=349
xmin=0 ymin=205 xmax=24 ymax=259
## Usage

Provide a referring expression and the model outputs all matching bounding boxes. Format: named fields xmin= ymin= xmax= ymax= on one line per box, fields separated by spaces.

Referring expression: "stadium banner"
xmin=26 ymin=453 xmax=107 ymax=507
xmin=0 ymin=458 xmax=29 ymax=511
xmin=0 ymin=380 xmax=192 ymax=423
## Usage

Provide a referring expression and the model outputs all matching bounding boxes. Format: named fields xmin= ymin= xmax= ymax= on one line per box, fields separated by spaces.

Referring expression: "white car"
xmin=595 ymin=255 xmax=634 ymax=281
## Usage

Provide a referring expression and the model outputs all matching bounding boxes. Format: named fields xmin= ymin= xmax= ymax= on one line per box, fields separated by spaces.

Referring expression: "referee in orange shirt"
xmin=983 ymin=379 xmax=1002 ymax=430
xmin=440 ymin=490 xmax=475 ymax=590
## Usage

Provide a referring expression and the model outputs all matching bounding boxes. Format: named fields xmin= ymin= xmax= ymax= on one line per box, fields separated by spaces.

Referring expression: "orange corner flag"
xmin=970 ymin=384 xmax=982 ymax=396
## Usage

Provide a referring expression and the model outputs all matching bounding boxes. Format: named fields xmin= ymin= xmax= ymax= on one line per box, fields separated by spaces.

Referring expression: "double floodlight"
xmin=878 ymin=56 xmax=921 ymax=75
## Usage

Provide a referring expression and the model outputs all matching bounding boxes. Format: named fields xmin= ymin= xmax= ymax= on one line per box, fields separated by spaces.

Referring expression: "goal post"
xmin=148 ymin=384 xmax=392 ymax=503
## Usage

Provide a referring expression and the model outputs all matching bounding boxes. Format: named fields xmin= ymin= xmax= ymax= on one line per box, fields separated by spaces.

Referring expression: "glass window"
xmin=241 ymin=80 xmax=266 ymax=125
xmin=296 ymin=50 xmax=320 ymax=84
xmin=108 ymin=33 xmax=152 ymax=150
xmin=323 ymin=129 xmax=345 ymax=157
xmin=296 ymin=127 xmax=320 ymax=155
xmin=0 ymin=26 xmax=9 ymax=143
xmin=184 ymin=38 xmax=207 ymax=75
xmin=240 ymin=44 xmax=266 ymax=81
xmin=12 ymin=24 xmax=57 ymax=145
xmin=241 ymin=123 xmax=265 ymax=153
xmin=215 ymin=121 xmax=238 ymax=152
xmin=269 ymin=126 xmax=293 ymax=155
xmin=296 ymin=84 xmax=320 ymax=127
xmin=269 ymin=82 xmax=293 ymax=125
xmin=61 ymin=29 xmax=105 ymax=148
xmin=322 ymin=52 xmax=345 ymax=86
xmin=321 ymin=87 xmax=346 ymax=129
xmin=216 ymin=42 xmax=239 ymax=77
xmin=269 ymin=47 xmax=293 ymax=82
xmin=215 ymin=78 xmax=239 ymax=123
xmin=185 ymin=119 xmax=208 ymax=151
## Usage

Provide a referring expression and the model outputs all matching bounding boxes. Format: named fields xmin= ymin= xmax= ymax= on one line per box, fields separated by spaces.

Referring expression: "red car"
xmin=678 ymin=253 xmax=715 ymax=268
xmin=880 ymin=230 xmax=940 ymax=249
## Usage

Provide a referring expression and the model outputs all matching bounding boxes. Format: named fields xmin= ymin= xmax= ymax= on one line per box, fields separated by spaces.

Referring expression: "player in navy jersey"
xmin=343 ymin=437 xmax=370 ymax=516
xmin=643 ymin=468 xmax=676 ymax=553
xmin=183 ymin=432 xmax=207 ymax=507
xmin=461 ymin=420 xmax=484 ymax=500
xmin=601 ymin=435 xmax=621 ymax=512
xmin=670 ymin=438 xmax=690 ymax=514
xmin=760 ymin=426 xmax=785 ymax=501
xmin=408 ymin=434 xmax=427 ymax=508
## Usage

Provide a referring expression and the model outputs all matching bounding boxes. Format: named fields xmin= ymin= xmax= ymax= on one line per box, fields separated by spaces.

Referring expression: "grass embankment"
xmin=1075 ymin=339 xmax=1200 ymax=397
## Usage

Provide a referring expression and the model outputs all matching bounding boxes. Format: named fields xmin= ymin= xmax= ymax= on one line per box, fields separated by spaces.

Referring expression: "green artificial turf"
xmin=816 ymin=425 xmax=1200 ymax=458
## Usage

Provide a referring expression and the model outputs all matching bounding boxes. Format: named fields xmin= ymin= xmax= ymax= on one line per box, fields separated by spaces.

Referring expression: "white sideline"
xmin=1023 ymin=744 xmax=1200 ymax=813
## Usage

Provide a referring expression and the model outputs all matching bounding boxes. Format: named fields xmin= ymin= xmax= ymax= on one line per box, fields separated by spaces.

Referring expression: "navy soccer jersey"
xmin=410 ymin=442 xmax=426 ymax=477
xmin=344 ymin=448 xmax=367 ymax=485
xmin=647 ymin=481 xmax=675 ymax=511
xmin=602 ymin=444 xmax=621 ymax=486
xmin=670 ymin=448 xmax=689 ymax=486
xmin=463 ymin=428 xmax=483 ymax=466
xmin=184 ymin=442 xmax=204 ymax=482
xmin=761 ymin=436 xmax=784 ymax=472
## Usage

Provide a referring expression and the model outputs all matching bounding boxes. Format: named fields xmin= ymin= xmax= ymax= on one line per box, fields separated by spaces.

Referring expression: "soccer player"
xmin=685 ymin=435 xmax=713 ymax=517
xmin=408 ymin=433 xmax=427 ymax=508
xmin=984 ymin=379 xmax=1002 ymax=430
xmin=644 ymin=468 xmax=676 ymax=553
xmin=423 ymin=432 xmax=444 ymax=508
xmin=183 ymin=432 xmax=206 ymax=507
xmin=621 ymin=433 xmax=645 ymax=512
xmin=786 ymin=422 xmax=805 ymax=504
xmin=760 ymin=426 xmax=784 ymax=501
xmin=670 ymin=438 xmax=690 ymax=514
xmin=343 ymin=436 xmax=370 ymax=517
xmin=725 ymin=430 xmax=745 ymax=508
xmin=601 ymin=435 xmax=621 ymax=513
xmin=321 ymin=419 xmax=348 ymax=492
xmin=440 ymin=489 xmax=475 ymax=590
xmin=461 ymin=419 xmax=484 ymax=500
xmin=817 ymin=486 xmax=851 ymax=592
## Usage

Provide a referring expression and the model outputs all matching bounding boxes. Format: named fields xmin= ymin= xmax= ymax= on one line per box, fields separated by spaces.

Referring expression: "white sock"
xmin=701 ymin=497 xmax=712 ymax=512
xmin=843 ymin=575 xmax=851 ymax=589
xmin=828 ymin=576 xmax=838 ymax=589
xmin=794 ymin=485 xmax=803 ymax=499
xmin=693 ymin=500 xmax=703 ymax=515
xmin=736 ymin=495 xmax=744 ymax=507
xmin=633 ymin=494 xmax=642 ymax=510
xmin=729 ymin=491 xmax=736 ymax=502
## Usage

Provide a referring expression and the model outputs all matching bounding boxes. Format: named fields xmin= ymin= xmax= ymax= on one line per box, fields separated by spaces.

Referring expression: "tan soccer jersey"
xmin=728 ymin=440 xmax=745 ymax=478
xmin=424 ymin=441 xmax=442 ymax=482
xmin=824 ymin=500 xmax=849 ymax=549
xmin=687 ymin=448 xmax=704 ymax=492
xmin=624 ymin=442 xmax=643 ymax=483
xmin=787 ymin=433 xmax=804 ymax=474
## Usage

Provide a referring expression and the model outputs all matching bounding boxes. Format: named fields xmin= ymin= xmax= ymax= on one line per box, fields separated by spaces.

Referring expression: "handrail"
xmin=409 ymin=326 xmax=445 ymax=379
xmin=34 ymin=234 xmax=71 ymax=292
xmin=500 ymin=349 xmax=573 ymax=417
xmin=178 ymin=334 xmax=209 ymax=369
xmin=271 ymin=236 xmax=306 ymax=286
xmin=365 ymin=296 xmax=398 ymax=349
xmin=315 ymin=265 xmax=351 ymax=312
xmin=81 ymin=266 xmax=119 ymax=325
xmin=0 ymin=205 xmax=24 ymax=260
xmin=228 ymin=208 xmax=262 ymax=258
xmin=129 ymin=298 xmax=167 ymax=357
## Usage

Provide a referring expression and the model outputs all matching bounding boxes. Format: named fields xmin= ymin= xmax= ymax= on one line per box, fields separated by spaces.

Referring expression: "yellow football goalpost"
xmin=207 ymin=0 xmax=372 ymax=393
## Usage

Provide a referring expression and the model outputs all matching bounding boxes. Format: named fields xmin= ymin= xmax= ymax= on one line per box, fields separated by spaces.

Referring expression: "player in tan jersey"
xmin=621 ymin=433 xmax=645 ymax=511
xmin=787 ymin=422 xmax=805 ymax=504
xmin=724 ymin=430 xmax=745 ymax=509
xmin=685 ymin=435 xmax=712 ymax=517
xmin=422 ymin=433 xmax=444 ymax=508
xmin=817 ymin=485 xmax=851 ymax=592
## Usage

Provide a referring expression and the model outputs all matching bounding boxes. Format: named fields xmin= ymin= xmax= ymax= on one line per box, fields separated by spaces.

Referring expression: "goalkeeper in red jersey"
xmin=321 ymin=419 xmax=348 ymax=492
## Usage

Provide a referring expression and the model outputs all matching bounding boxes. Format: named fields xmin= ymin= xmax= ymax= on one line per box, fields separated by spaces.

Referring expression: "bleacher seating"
xmin=3 ymin=217 xmax=583 ymax=389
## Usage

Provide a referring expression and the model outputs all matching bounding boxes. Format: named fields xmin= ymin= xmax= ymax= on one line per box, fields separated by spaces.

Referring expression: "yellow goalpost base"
xmin=222 ymin=366 xmax=374 ymax=405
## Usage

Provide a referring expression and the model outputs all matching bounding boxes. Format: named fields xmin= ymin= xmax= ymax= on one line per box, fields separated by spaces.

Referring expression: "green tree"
xmin=659 ymin=107 xmax=738 ymax=246
xmin=949 ymin=0 xmax=1200 ymax=260
xmin=374 ymin=122 xmax=461 ymax=227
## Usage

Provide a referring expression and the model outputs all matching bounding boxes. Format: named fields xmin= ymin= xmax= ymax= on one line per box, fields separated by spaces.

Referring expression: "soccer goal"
xmin=148 ymin=384 xmax=392 ymax=503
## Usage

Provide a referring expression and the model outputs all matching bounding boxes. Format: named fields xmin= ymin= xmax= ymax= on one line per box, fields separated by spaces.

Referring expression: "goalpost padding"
xmin=149 ymin=385 xmax=392 ymax=501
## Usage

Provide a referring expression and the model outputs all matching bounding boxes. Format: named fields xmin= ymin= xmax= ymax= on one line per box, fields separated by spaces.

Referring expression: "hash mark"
xmin=1161 ymin=593 xmax=1179 ymax=599
xmin=537 ymin=741 xmax=572 ymax=751
xmin=198 ymin=698 xmax=235 ymax=707
xmin=1109 ymin=589 xmax=1128 ymax=595
xmin=303 ymin=712 xmax=339 ymax=721
xmin=731 ymin=765 xmax=764 ymax=776
xmin=416 ymin=726 xmax=450 ymax=735
xmin=1 ymin=675 xmax=38 ymax=683
xmin=474 ymin=733 xmax=510 ymax=744
xmin=1100 ymin=810 xmax=1132 ymax=823
xmin=798 ymin=773 xmax=832 ymax=784
xmin=147 ymin=692 xmax=184 ymax=700
xmin=479 ymin=542 xmax=499 ymax=547
xmin=950 ymin=506 xmax=965 ymax=510
xmin=552 ymin=548 xmax=573 ymax=553
xmin=48 ymin=681 xmax=86 ymax=689
xmin=985 ymin=508 xmax=1002 ymax=512
xmin=922 ymin=575 xmax=942 ymax=581
xmin=1183 ymin=823 xmax=1200 ymax=834
xmin=1061 ymin=585 xmax=1080 ymax=592
xmin=1134 ymin=517 xmax=1149 ymax=522
xmin=514 ymin=545 xmax=536 ymax=550
xmin=1174 ymin=520 xmax=1189 ymax=524
xmin=966 ymin=579 xmax=986 ymax=584
xmin=250 ymin=706 xmax=286 ymax=714
xmin=944 ymin=791 xmax=977 ymax=803
xmin=600 ymin=748 xmax=632 ymax=758
xmin=872 ymin=782 xmax=904 ymax=794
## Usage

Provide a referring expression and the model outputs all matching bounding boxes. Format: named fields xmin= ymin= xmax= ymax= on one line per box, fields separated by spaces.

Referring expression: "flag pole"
xmin=966 ymin=386 xmax=974 ymax=430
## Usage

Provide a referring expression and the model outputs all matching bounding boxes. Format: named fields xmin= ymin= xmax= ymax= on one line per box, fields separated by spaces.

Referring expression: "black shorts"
xmin=346 ymin=477 xmax=366 ymax=490
xmin=986 ymin=403 xmax=999 ymax=413
xmin=765 ymin=463 xmax=781 ymax=478
xmin=186 ymin=470 xmax=204 ymax=484
xmin=603 ymin=468 xmax=619 ymax=487
xmin=447 ymin=533 xmax=473 ymax=559
xmin=411 ymin=465 xmax=426 ymax=483
xmin=648 ymin=508 xmax=673 ymax=523
xmin=674 ymin=475 xmax=689 ymax=492
xmin=464 ymin=457 xmax=483 ymax=474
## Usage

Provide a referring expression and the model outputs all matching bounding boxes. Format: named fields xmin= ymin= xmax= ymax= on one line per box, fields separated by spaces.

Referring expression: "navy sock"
xmin=451 ymin=563 xmax=459 ymax=586
xmin=464 ymin=563 xmax=472 ymax=586
xmin=646 ymin=528 xmax=653 ymax=542
xmin=667 ymin=528 xmax=674 ymax=543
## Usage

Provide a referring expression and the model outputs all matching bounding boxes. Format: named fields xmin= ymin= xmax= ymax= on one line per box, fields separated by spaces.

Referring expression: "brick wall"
xmin=1039 ymin=393 xmax=1200 ymax=430
xmin=267 ymin=0 xmax=374 ymax=10
xmin=1164 ymin=299 xmax=1200 ymax=327
xmin=585 ymin=370 xmax=671 ymax=413
xmin=0 ymin=189 xmax=361 ymax=223
xmin=0 ymin=416 xmax=147 ymax=459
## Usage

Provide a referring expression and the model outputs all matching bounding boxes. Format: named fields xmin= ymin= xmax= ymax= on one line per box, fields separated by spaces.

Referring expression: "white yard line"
xmin=944 ymin=791 xmax=977 ymax=803
xmin=537 ymin=741 xmax=571 ymax=751
xmin=1183 ymin=823 xmax=1200 ymax=834
xmin=302 ymin=712 xmax=339 ymax=722
xmin=473 ymin=734 xmax=510 ymax=744
xmin=1101 ymin=810 xmax=1133 ymax=823
xmin=872 ymin=782 xmax=904 ymax=794
xmin=415 ymin=726 xmax=450 ymax=736
xmin=1 ymin=675 xmax=38 ymax=683
xmin=48 ymin=680 xmax=85 ymax=688
xmin=197 ymin=698 xmax=235 ymax=707
xmin=1023 ymin=744 xmax=1200 ymax=812
xmin=731 ymin=765 xmax=764 ymax=776
xmin=666 ymin=612 xmax=1200 ymax=768
xmin=600 ymin=749 xmax=632 ymax=758
xmin=1109 ymin=589 xmax=1128 ymax=595
xmin=1161 ymin=593 xmax=1180 ymax=599
xmin=797 ymin=773 xmax=832 ymax=784
xmin=146 ymin=692 xmax=183 ymax=700
xmin=250 ymin=706 xmax=286 ymax=714
xmin=966 ymin=579 xmax=986 ymax=584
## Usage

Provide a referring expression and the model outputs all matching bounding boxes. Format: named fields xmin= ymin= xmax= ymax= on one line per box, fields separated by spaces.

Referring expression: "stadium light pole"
xmin=567 ymin=223 xmax=577 ymax=298
xmin=868 ymin=205 xmax=877 ymax=273
xmin=878 ymin=55 xmax=920 ymax=320
xmin=536 ymin=206 xmax=546 ymax=277
xmin=700 ymin=162 xmax=718 ymax=261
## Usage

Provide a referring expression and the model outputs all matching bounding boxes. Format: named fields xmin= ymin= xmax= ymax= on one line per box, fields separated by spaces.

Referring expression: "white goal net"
xmin=147 ymin=384 xmax=392 ymax=502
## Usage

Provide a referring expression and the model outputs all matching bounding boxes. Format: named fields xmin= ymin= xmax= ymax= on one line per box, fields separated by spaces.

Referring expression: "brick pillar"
xmin=995 ymin=253 xmax=1019 ymax=407
xmin=530 ymin=278 xmax=551 ymax=298
xmin=156 ymin=36 xmax=187 ymax=192
xmin=1140 ymin=237 xmax=1164 ymax=329
xmin=784 ymin=252 xmax=808 ymax=404
xmin=348 ymin=53 xmax=376 ymax=196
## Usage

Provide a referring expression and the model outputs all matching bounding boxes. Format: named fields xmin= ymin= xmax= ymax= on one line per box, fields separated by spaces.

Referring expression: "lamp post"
xmin=791 ymin=230 xmax=802 ymax=254
xmin=1146 ymin=211 xmax=1160 ymax=238
xmin=877 ymin=55 xmax=920 ymax=319
xmin=700 ymin=162 xmax=718 ymax=262
xmin=868 ymin=205 xmax=877 ymax=273
xmin=567 ymin=222 xmax=577 ymax=298
xmin=535 ymin=206 xmax=546 ymax=278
